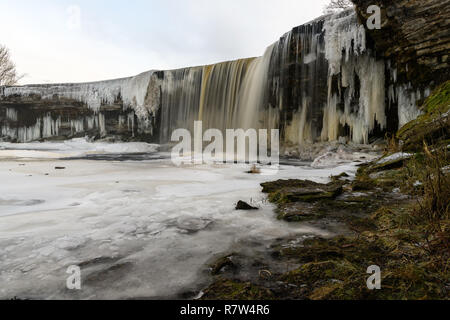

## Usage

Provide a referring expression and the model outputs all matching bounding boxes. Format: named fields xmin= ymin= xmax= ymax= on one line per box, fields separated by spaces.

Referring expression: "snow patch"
xmin=377 ymin=152 xmax=413 ymax=165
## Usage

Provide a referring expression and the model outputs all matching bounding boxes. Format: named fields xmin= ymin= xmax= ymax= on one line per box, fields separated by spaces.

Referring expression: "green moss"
xmin=205 ymin=113 xmax=449 ymax=300
xmin=397 ymin=81 xmax=450 ymax=151
xmin=264 ymin=180 xmax=344 ymax=206
xmin=352 ymin=179 xmax=376 ymax=191
xmin=201 ymin=278 xmax=275 ymax=300
xmin=209 ymin=254 xmax=236 ymax=275
xmin=422 ymin=81 xmax=450 ymax=114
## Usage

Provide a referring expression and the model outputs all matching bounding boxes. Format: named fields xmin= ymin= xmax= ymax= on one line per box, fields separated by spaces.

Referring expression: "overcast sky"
xmin=0 ymin=0 xmax=331 ymax=84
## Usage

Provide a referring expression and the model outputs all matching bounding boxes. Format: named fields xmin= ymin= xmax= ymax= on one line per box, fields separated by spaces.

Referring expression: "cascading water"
xmin=159 ymin=46 xmax=277 ymax=142
xmin=0 ymin=9 xmax=428 ymax=147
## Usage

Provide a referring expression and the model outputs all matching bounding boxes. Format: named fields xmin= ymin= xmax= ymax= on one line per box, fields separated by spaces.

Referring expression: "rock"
xmin=236 ymin=201 xmax=258 ymax=210
xmin=246 ymin=165 xmax=261 ymax=174
xmin=353 ymin=0 xmax=450 ymax=87
xmin=210 ymin=255 xmax=236 ymax=275
xmin=55 ymin=167 xmax=66 ymax=170
xmin=352 ymin=179 xmax=375 ymax=192
xmin=276 ymin=202 xmax=322 ymax=222
xmin=331 ymin=172 xmax=350 ymax=182
xmin=262 ymin=180 xmax=343 ymax=204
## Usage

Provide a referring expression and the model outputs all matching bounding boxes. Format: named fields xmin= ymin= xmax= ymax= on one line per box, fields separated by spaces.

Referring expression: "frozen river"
xmin=0 ymin=139 xmax=370 ymax=299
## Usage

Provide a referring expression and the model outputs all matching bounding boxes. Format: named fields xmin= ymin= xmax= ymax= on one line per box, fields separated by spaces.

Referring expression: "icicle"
xmin=99 ymin=113 xmax=106 ymax=137
xmin=397 ymin=84 xmax=422 ymax=127
xmin=6 ymin=108 xmax=18 ymax=122
xmin=3 ymin=71 xmax=159 ymax=120
xmin=17 ymin=119 xmax=41 ymax=142
xmin=323 ymin=10 xmax=366 ymax=76
xmin=70 ymin=119 xmax=85 ymax=134
xmin=43 ymin=114 xmax=61 ymax=138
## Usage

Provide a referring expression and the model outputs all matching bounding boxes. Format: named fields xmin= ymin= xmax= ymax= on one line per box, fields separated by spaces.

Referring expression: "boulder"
xmin=261 ymin=180 xmax=344 ymax=204
xmin=235 ymin=201 xmax=258 ymax=210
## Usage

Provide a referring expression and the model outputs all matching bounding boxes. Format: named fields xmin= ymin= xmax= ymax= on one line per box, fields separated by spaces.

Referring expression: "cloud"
xmin=66 ymin=5 xmax=82 ymax=31
xmin=0 ymin=0 xmax=330 ymax=84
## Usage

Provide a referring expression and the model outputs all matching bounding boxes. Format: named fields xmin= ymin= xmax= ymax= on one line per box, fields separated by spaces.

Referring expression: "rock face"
xmin=352 ymin=0 xmax=450 ymax=88
xmin=0 ymin=94 xmax=149 ymax=143
xmin=0 ymin=73 xmax=161 ymax=143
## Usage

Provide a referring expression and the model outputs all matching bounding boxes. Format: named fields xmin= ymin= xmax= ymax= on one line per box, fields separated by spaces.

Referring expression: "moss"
xmin=210 ymin=255 xmax=236 ymax=275
xmin=276 ymin=209 xmax=324 ymax=222
xmin=397 ymin=81 xmax=450 ymax=152
xmin=309 ymin=283 xmax=342 ymax=300
xmin=263 ymin=180 xmax=344 ymax=205
xmin=201 ymin=278 xmax=275 ymax=300
xmin=352 ymin=179 xmax=376 ymax=191
xmin=274 ymin=192 xmax=379 ymax=223
xmin=205 ymin=111 xmax=449 ymax=300
xmin=330 ymin=172 xmax=350 ymax=182
xmin=281 ymin=260 xmax=355 ymax=285
xmin=275 ymin=216 xmax=448 ymax=299
xmin=422 ymin=81 xmax=450 ymax=114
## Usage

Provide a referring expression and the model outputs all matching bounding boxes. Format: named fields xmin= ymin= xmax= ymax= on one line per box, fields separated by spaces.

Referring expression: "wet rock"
xmin=246 ymin=165 xmax=261 ymax=174
xmin=366 ymin=154 xmax=412 ymax=173
xmin=235 ymin=201 xmax=258 ymax=210
xmin=262 ymin=180 xmax=343 ymax=204
xmin=352 ymin=179 xmax=375 ymax=192
xmin=210 ymin=254 xmax=237 ymax=275
xmin=331 ymin=172 xmax=350 ymax=182
xmin=276 ymin=202 xmax=322 ymax=222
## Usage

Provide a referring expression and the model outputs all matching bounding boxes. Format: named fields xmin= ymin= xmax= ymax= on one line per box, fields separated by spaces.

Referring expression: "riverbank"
xmin=201 ymin=81 xmax=450 ymax=300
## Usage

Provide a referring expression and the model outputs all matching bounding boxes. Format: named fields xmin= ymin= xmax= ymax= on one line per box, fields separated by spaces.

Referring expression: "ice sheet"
xmin=0 ymin=145 xmax=363 ymax=299
xmin=0 ymin=138 xmax=159 ymax=159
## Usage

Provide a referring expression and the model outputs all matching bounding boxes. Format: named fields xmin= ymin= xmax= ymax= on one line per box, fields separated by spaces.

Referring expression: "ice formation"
xmin=0 ymin=137 xmax=159 ymax=158
xmin=396 ymin=84 xmax=424 ymax=127
xmin=323 ymin=9 xmax=367 ymax=77
xmin=321 ymin=11 xmax=386 ymax=144
xmin=0 ymin=149 xmax=362 ymax=299
xmin=377 ymin=152 xmax=413 ymax=165
xmin=3 ymin=71 xmax=159 ymax=120
xmin=1 ymin=113 xmax=113 ymax=143
xmin=0 ymin=9 xmax=428 ymax=146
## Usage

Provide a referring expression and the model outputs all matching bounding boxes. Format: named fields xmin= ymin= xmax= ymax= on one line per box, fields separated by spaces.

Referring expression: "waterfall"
xmin=159 ymin=46 xmax=276 ymax=142
xmin=0 ymin=9 xmax=429 ymax=147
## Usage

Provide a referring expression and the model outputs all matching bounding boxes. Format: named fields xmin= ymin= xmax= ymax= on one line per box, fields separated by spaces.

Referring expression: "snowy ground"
xmin=0 ymin=140 xmax=370 ymax=300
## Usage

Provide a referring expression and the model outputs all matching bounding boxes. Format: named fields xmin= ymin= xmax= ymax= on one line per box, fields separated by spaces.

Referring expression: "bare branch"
xmin=0 ymin=44 xmax=22 ymax=86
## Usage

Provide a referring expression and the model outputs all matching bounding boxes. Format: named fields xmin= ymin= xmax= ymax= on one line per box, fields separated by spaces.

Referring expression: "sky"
xmin=0 ymin=0 xmax=331 ymax=84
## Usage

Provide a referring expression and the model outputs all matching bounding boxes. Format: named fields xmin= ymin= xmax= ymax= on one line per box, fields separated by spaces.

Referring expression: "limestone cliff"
xmin=352 ymin=0 xmax=450 ymax=88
